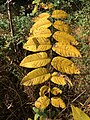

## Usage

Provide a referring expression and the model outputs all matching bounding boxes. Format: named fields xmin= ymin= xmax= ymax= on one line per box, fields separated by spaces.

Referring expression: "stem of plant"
xmin=7 ymin=0 xmax=14 ymax=37
xmin=48 ymin=17 xmax=55 ymax=118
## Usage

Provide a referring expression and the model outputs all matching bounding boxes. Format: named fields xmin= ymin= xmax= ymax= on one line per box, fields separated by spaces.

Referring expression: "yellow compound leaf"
xmin=32 ymin=12 xmax=50 ymax=22
xmin=21 ymin=68 xmax=51 ymax=86
xmin=51 ymin=56 xmax=80 ymax=74
xmin=51 ymin=97 xmax=66 ymax=108
xmin=39 ymin=85 xmax=49 ymax=96
xmin=51 ymin=10 xmax=68 ymax=19
xmin=35 ymin=96 xmax=50 ymax=109
xmin=52 ymin=42 xmax=81 ymax=57
xmin=20 ymin=52 xmax=51 ymax=68
xmin=51 ymin=72 xmax=72 ymax=86
xmin=53 ymin=31 xmax=78 ymax=45
xmin=23 ymin=37 xmax=52 ymax=52
xmin=53 ymin=20 xmax=70 ymax=33
xmin=51 ymin=87 xmax=62 ymax=95
xmin=71 ymin=105 xmax=90 ymax=120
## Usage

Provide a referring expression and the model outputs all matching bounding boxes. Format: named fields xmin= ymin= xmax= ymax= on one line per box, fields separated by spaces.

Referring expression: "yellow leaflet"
xmin=51 ymin=10 xmax=68 ymax=19
xmin=51 ymin=97 xmax=66 ymax=108
xmin=20 ymin=68 xmax=51 ymax=86
xmin=31 ymin=28 xmax=52 ymax=38
xmin=51 ymin=72 xmax=72 ymax=86
xmin=53 ymin=31 xmax=78 ymax=45
xmin=53 ymin=20 xmax=70 ymax=33
xmin=51 ymin=87 xmax=62 ymax=95
xmin=51 ymin=72 xmax=58 ymax=76
xmin=30 ymin=19 xmax=52 ymax=33
xmin=23 ymin=37 xmax=52 ymax=52
xmin=71 ymin=105 xmax=90 ymax=120
xmin=38 ymin=12 xmax=50 ymax=18
xmin=39 ymin=85 xmax=49 ymax=96
xmin=35 ymin=96 xmax=50 ymax=109
xmin=52 ymin=37 xmax=70 ymax=45
xmin=20 ymin=52 xmax=51 ymax=68
xmin=51 ymin=73 xmax=66 ymax=86
xmin=51 ymin=56 xmax=80 ymax=74
xmin=32 ymin=12 xmax=50 ymax=22
xmin=52 ymin=42 xmax=81 ymax=57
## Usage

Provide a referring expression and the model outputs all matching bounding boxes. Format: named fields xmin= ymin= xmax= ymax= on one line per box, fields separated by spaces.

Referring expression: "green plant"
xmin=71 ymin=105 xmax=90 ymax=120
xmin=20 ymin=10 xmax=82 ymax=119
xmin=33 ymin=107 xmax=48 ymax=120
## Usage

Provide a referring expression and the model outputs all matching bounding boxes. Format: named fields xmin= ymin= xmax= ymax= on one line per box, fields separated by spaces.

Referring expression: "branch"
xmin=7 ymin=0 xmax=14 ymax=37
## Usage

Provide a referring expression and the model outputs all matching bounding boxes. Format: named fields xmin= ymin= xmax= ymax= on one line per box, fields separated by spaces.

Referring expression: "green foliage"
xmin=67 ymin=0 xmax=90 ymax=35
xmin=0 ymin=14 xmax=32 ymax=56
xmin=13 ymin=15 xmax=32 ymax=35
xmin=33 ymin=107 xmax=47 ymax=120
xmin=0 ymin=19 xmax=9 ymax=29
xmin=48 ymin=0 xmax=82 ymax=12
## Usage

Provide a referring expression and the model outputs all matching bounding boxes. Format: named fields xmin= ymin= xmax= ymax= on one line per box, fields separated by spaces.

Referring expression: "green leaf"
xmin=71 ymin=105 xmax=90 ymax=120
xmin=33 ymin=107 xmax=39 ymax=113
xmin=32 ymin=5 xmax=38 ymax=15
xmin=34 ymin=113 xmax=40 ymax=120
